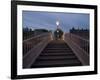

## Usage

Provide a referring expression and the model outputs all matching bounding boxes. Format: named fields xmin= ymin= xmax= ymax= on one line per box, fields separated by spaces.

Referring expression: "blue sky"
xmin=22 ymin=11 xmax=89 ymax=32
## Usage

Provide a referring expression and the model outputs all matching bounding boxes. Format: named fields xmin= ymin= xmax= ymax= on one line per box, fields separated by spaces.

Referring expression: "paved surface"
xmin=31 ymin=40 xmax=82 ymax=68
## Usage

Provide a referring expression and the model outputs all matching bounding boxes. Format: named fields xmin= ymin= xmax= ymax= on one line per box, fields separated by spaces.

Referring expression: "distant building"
xmin=23 ymin=27 xmax=34 ymax=40
xmin=70 ymin=27 xmax=89 ymax=40
xmin=34 ymin=29 xmax=49 ymax=36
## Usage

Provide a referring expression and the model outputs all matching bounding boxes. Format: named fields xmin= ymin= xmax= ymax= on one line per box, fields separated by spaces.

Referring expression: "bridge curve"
xmin=23 ymin=32 xmax=89 ymax=68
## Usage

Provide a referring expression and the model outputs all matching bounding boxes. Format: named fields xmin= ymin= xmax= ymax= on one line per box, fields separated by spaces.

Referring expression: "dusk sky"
xmin=22 ymin=11 xmax=89 ymax=32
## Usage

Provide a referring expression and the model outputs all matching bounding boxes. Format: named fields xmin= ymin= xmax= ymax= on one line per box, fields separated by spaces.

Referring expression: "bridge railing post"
xmin=23 ymin=32 xmax=52 ymax=68
xmin=64 ymin=33 xmax=89 ymax=65
xmin=23 ymin=32 xmax=52 ymax=56
xmin=70 ymin=33 xmax=89 ymax=54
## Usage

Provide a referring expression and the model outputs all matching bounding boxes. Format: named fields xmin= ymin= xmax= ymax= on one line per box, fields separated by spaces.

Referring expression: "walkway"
xmin=31 ymin=40 xmax=82 ymax=68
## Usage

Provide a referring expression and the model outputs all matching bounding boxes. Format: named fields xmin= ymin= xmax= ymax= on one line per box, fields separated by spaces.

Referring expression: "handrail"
xmin=23 ymin=32 xmax=50 ymax=42
xmin=65 ymin=33 xmax=89 ymax=53
xmin=23 ymin=32 xmax=52 ymax=55
xmin=70 ymin=33 xmax=89 ymax=42
xmin=64 ymin=33 xmax=89 ymax=65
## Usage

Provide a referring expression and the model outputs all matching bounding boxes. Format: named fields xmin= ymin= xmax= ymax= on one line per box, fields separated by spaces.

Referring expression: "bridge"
xmin=23 ymin=32 xmax=89 ymax=68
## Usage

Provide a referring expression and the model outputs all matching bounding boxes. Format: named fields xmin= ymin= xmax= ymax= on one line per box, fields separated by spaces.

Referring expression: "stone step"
xmin=31 ymin=40 xmax=82 ymax=68
xmin=36 ymin=55 xmax=77 ymax=60
xmin=45 ymin=47 xmax=68 ymax=49
xmin=40 ymin=52 xmax=74 ymax=56
xmin=44 ymin=47 xmax=71 ymax=50
xmin=31 ymin=59 xmax=81 ymax=68
xmin=42 ymin=49 xmax=72 ymax=51
xmin=42 ymin=50 xmax=73 ymax=53
xmin=47 ymin=44 xmax=68 ymax=48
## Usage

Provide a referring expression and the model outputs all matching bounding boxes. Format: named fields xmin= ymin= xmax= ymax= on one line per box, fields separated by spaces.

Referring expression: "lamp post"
xmin=56 ymin=20 xmax=59 ymax=29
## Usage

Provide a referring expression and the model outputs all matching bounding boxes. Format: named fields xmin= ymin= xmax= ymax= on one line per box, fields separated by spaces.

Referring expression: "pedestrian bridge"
xmin=23 ymin=32 xmax=89 ymax=68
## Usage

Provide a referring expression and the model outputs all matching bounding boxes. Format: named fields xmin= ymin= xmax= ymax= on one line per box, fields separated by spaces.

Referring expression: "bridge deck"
xmin=31 ymin=40 xmax=82 ymax=68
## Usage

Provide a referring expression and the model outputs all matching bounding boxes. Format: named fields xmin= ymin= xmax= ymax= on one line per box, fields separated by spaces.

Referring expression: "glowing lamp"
xmin=56 ymin=21 xmax=59 ymax=26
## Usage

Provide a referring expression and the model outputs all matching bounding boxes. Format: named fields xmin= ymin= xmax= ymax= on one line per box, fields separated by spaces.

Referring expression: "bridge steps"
xmin=31 ymin=40 xmax=82 ymax=68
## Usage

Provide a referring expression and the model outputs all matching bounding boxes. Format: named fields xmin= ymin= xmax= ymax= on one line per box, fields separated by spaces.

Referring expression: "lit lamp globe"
xmin=56 ymin=21 xmax=59 ymax=26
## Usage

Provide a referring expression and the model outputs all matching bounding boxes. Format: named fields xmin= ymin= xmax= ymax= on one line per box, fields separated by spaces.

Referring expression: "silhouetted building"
xmin=70 ymin=27 xmax=89 ymax=40
xmin=34 ymin=29 xmax=49 ymax=36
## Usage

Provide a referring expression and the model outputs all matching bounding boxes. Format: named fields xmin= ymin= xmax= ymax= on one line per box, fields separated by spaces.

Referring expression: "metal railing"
xmin=65 ymin=33 xmax=89 ymax=54
xmin=23 ymin=32 xmax=52 ymax=56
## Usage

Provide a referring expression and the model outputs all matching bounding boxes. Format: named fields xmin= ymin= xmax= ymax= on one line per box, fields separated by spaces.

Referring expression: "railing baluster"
xmin=23 ymin=32 xmax=52 ymax=56
xmin=65 ymin=33 xmax=89 ymax=54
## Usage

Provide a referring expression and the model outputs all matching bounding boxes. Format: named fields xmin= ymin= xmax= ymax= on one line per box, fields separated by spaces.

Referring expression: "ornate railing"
xmin=65 ymin=33 xmax=89 ymax=54
xmin=23 ymin=32 xmax=52 ymax=56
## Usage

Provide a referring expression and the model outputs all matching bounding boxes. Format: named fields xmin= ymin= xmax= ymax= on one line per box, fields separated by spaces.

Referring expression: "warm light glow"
xmin=57 ymin=30 xmax=59 ymax=32
xmin=56 ymin=21 xmax=59 ymax=26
